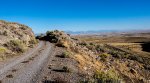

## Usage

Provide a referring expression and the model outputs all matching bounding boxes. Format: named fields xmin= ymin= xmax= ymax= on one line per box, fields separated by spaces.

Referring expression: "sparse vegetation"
xmin=36 ymin=30 xmax=71 ymax=48
xmin=3 ymin=31 xmax=8 ymax=36
xmin=128 ymin=55 xmax=143 ymax=62
xmin=55 ymin=40 xmax=66 ymax=47
xmin=95 ymin=45 xmax=106 ymax=53
xmin=0 ymin=20 xmax=37 ymax=59
xmin=60 ymin=51 xmax=70 ymax=58
xmin=0 ymin=47 xmax=7 ymax=60
xmin=94 ymin=69 xmax=121 ymax=83
xmin=1 ymin=27 xmax=148 ymax=83
xmin=99 ymin=53 xmax=110 ymax=61
xmin=0 ymin=47 xmax=7 ymax=53
xmin=80 ymin=69 xmax=121 ymax=83
xmin=75 ymin=32 xmax=150 ymax=83
xmin=79 ymin=42 xmax=87 ymax=46
xmin=0 ymin=30 xmax=8 ymax=36
xmin=4 ymin=40 xmax=26 ymax=53
xmin=20 ymin=26 xmax=27 ymax=30
xmin=29 ymin=38 xmax=38 ymax=44
xmin=37 ymin=30 xmax=150 ymax=83
xmin=109 ymin=51 xmax=123 ymax=58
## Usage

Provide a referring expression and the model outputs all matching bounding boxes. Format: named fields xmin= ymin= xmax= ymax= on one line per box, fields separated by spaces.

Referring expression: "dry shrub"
xmin=0 ymin=47 xmax=7 ymax=60
xmin=94 ymin=69 xmax=121 ymax=83
xmin=99 ymin=53 xmax=110 ymax=61
xmin=57 ymin=51 xmax=70 ymax=58
xmin=4 ymin=40 xmax=26 ymax=53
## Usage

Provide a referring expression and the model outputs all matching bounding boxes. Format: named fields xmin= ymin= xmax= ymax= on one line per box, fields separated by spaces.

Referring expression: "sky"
xmin=0 ymin=0 xmax=150 ymax=33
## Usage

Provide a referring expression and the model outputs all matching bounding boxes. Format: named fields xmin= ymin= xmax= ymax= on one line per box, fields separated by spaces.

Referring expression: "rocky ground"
xmin=37 ymin=30 xmax=150 ymax=83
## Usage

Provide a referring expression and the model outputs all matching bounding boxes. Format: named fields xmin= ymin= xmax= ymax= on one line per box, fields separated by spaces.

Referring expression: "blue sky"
xmin=0 ymin=0 xmax=150 ymax=33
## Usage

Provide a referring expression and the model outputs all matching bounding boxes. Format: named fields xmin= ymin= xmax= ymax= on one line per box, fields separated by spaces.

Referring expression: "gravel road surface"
xmin=0 ymin=41 xmax=54 ymax=83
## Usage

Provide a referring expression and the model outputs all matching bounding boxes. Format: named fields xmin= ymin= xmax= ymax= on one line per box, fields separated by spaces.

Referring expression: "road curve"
xmin=0 ymin=41 xmax=54 ymax=83
xmin=0 ymin=41 xmax=44 ymax=75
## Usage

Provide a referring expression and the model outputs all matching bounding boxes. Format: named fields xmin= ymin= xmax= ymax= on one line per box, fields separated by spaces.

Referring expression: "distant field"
xmin=76 ymin=36 xmax=150 ymax=43
xmin=75 ymin=32 xmax=150 ymax=55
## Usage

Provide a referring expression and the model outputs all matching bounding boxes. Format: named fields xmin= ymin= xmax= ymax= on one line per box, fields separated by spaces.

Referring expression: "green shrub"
xmin=94 ymin=69 xmax=121 ymax=83
xmin=4 ymin=40 xmax=25 ymax=53
xmin=0 ymin=31 xmax=8 ymax=36
xmin=96 ymin=45 xmax=105 ymax=52
xmin=56 ymin=41 xmax=65 ymax=47
xmin=60 ymin=51 xmax=70 ymax=58
xmin=79 ymin=69 xmax=122 ymax=83
xmin=0 ymin=47 xmax=7 ymax=60
xmin=79 ymin=42 xmax=87 ymax=46
xmin=20 ymin=26 xmax=27 ymax=30
xmin=128 ymin=55 xmax=143 ymax=63
xmin=3 ymin=31 xmax=8 ymax=36
xmin=89 ymin=42 xmax=94 ymax=46
xmin=99 ymin=53 xmax=110 ymax=61
xmin=0 ymin=47 xmax=7 ymax=53
xmin=109 ymin=51 xmax=126 ymax=59
xmin=29 ymin=38 xmax=38 ymax=44
xmin=46 ymin=30 xmax=59 ymax=43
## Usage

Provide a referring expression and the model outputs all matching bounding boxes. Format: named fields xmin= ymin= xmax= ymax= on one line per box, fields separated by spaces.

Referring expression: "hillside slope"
xmin=37 ymin=30 xmax=150 ymax=83
xmin=0 ymin=20 xmax=37 ymax=61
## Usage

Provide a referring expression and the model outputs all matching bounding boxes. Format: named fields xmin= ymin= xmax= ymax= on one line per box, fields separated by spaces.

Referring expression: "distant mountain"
xmin=35 ymin=29 xmax=150 ymax=36
xmin=66 ymin=29 xmax=150 ymax=35
xmin=65 ymin=30 xmax=120 ymax=35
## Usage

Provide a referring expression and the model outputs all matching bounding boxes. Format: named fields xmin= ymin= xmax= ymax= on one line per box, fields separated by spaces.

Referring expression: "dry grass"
xmin=98 ymin=53 xmax=110 ymax=61
xmin=0 ymin=47 xmax=7 ymax=60
xmin=73 ymin=54 xmax=103 ymax=72
xmin=76 ymin=35 xmax=150 ymax=44
xmin=0 ymin=47 xmax=7 ymax=53
xmin=0 ymin=20 xmax=37 ymax=60
xmin=56 ymin=51 xmax=71 ymax=58
xmin=73 ymin=33 xmax=150 ymax=82
xmin=94 ymin=69 xmax=121 ymax=83
xmin=36 ymin=30 xmax=150 ymax=82
xmin=4 ymin=40 xmax=26 ymax=53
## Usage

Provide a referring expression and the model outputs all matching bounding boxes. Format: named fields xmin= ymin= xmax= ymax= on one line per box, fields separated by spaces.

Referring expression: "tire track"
xmin=0 ymin=41 xmax=50 ymax=83
xmin=0 ymin=41 xmax=45 ymax=75
xmin=1 ymin=42 xmax=53 ymax=83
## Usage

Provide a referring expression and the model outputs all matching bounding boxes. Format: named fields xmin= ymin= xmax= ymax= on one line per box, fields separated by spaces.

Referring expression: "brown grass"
xmin=73 ymin=54 xmax=103 ymax=72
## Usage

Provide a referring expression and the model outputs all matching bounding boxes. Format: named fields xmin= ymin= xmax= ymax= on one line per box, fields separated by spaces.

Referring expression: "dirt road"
xmin=0 ymin=41 xmax=54 ymax=83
